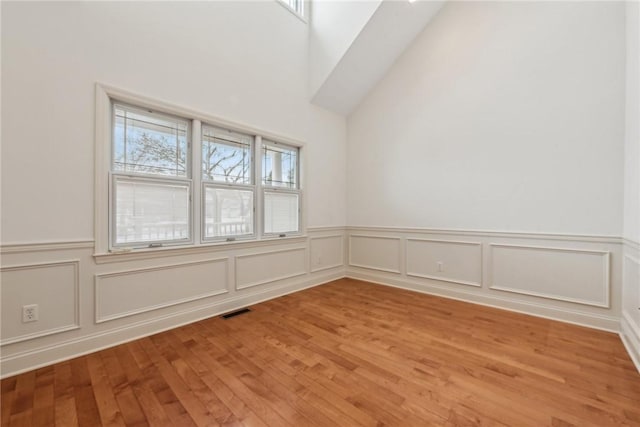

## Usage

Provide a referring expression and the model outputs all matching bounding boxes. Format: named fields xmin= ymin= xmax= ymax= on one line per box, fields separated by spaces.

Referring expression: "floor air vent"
xmin=221 ymin=308 xmax=251 ymax=319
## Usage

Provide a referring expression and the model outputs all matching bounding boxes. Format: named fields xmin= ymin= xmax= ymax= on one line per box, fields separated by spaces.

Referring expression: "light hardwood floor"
xmin=2 ymin=278 xmax=640 ymax=426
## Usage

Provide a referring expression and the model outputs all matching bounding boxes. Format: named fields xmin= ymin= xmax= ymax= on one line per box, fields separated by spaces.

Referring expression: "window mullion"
xmin=255 ymin=135 xmax=263 ymax=239
xmin=192 ymin=119 xmax=202 ymax=245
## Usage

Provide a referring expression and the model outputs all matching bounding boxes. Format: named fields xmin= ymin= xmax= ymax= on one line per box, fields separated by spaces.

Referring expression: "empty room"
xmin=1 ymin=0 xmax=640 ymax=425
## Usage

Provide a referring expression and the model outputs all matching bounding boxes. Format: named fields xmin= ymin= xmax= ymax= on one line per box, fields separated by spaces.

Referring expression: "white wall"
xmin=347 ymin=1 xmax=625 ymax=236
xmin=624 ymin=0 xmax=640 ymax=244
xmin=621 ymin=0 xmax=640 ymax=371
xmin=0 ymin=1 xmax=348 ymax=377
xmin=1 ymin=1 xmax=347 ymax=244
xmin=309 ymin=0 xmax=381 ymax=96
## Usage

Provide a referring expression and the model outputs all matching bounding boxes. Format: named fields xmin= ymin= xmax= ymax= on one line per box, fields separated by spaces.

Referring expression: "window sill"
xmin=93 ymin=235 xmax=307 ymax=264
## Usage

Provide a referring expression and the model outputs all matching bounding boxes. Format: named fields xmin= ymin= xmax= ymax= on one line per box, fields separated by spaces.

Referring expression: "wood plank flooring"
xmin=2 ymin=278 xmax=640 ymax=426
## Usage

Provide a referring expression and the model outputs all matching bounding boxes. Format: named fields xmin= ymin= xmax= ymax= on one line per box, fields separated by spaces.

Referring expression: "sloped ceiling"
xmin=310 ymin=0 xmax=446 ymax=116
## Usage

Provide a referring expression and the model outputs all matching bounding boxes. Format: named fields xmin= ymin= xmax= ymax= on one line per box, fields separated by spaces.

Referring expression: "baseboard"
xmin=620 ymin=311 xmax=640 ymax=374
xmin=0 ymin=269 xmax=345 ymax=379
xmin=346 ymin=270 xmax=620 ymax=333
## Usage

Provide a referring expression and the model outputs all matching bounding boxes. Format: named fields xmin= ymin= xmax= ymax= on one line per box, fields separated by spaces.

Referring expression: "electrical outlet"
xmin=437 ymin=261 xmax=444 ymax=272
xmin=22 ymin=304 xmax=38 ymax=323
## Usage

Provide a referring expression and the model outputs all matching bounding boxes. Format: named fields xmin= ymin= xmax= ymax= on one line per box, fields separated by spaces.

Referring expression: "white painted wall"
xmin=624 ymin=0 xmax=640 ymax=244
xmin=347 ymin=1 xmax=625 ymax=236
xmin=309 ymin=0 xmax=381 ymax=96
xmin=1 ymin=1 xmax=347 ymax=244
xmin=621 ymin=0 xmax=640 ymax=371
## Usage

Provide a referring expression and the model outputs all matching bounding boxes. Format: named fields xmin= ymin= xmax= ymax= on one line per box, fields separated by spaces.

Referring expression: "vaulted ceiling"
xmin=309 ymin=0 xmax=446 ymax=115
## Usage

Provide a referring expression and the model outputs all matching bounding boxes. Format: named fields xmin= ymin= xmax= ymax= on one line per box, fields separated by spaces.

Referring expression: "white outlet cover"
xmin=22 ymin=304 xmax=39 ymax=322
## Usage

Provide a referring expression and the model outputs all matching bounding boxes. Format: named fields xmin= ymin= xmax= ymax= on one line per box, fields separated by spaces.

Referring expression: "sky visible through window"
xmin=113 ymin=105 xmax=188 ymax=177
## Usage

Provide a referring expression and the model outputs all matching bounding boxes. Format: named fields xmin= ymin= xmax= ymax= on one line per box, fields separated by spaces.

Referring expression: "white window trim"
xmin=200 ymin=124 xmax=256 ymax=243
xmin=94 ymin=83 xmax=306 ymax=258
xmin=261 ymin=140 xmax=303 ymax=237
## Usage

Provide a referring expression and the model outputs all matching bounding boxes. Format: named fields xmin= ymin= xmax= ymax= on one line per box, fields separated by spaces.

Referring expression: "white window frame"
xmin=109 ymin=103 xmax=193 ymax=250
xmin=261 ymin=140 xmax=302 ymax=237
xmin=201 ymin=124 xmax=256 ymax=243
xmin=94 ymin=83 xmax=305 ymax=257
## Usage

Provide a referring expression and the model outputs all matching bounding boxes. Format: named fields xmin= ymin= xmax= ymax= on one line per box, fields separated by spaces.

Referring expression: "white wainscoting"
xmin=349 ymin=234 xmax=402 ymax=273
xmin=621 ymin=240 xmax=640 ymax=373
xmin=1 ymin=227 xmax=635 ymax=378
xmin=310 ymin=235 xmax=344 ymax=273
xmin=1 ymin=260 xmax=80 ymax=345
xmin=0 ymin=228 xmax=346 ymax=378
xmin=406 ymin=238 xmax=482 ymax=287
xmin=95 ymin=258 xmax=230 ymax=323
xmin=489 ymin=244 xmax=610 ymax=308
xmin=235 ymin=247 xmax=307 ymax=290
xmin=624 ymin=253 xmax=640 ymax=311
xmin=346 ymin=226 xmax=622 ymax=332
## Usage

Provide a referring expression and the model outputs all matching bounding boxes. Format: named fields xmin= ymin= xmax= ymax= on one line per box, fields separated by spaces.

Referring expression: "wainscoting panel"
xmin=489 ymin=244 xmax=610 ymax=307
xmin=235 ymin=247 xmax=307 ymax=290
xmin=406 ymin=238 xmax=482 ymax=287
xmin=624 ymin=255 xmax=640 ymax=311
xmin=349 ymin=235 xmax=402 ymax=273
xmin=95 ymin=258 xmax=229 ymax=323
xmin=1 ymin=260 xmax=80 ymax=345
xmin=310 ymin=235 xmax=344 ymax=272
xmin=625 ymin=255 xmax=640 ymax=311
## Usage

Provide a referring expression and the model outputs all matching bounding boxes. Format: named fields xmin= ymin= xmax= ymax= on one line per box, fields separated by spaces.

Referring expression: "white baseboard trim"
xmin=346 ymin=270 xmax=620 ymax=333
xmin=0 ymin=269 xmax=345 ymax=379
xmin=620 ymin=311 xmax=640 ymax=374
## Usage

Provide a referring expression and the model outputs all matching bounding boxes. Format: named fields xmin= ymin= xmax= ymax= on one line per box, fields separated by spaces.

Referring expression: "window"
xmin=262 ymin=141 xmax=300 ymax=235
xmin=202 ymin=126 xmax=254 ymax=241
xmin=98 ymin=85 xmax=303 ymax=252
xmin=111 ymin=104 xmax=192 ymax=248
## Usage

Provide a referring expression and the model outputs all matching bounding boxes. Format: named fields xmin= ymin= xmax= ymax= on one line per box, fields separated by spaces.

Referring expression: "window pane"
xmin=113 ymin=105 xmax=188 ymax=177
xmin=202 ymin=126 xmax=252 ymax=184
xmin=264 ymin=191 xmax=298 ymax=234
xmin=280 ymin=0 xmax=304 ymax=16
xmin=204 ymin=187 xmax=254 ymax=238
xmin=262 ymin=142 xmax=298 ymax=188
xmin=114 ymin=179 xmax=190 ymax=245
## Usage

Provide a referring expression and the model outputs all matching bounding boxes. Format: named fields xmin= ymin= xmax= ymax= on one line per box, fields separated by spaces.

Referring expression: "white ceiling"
xmin=310 ymin=0 xmax=446 ymax=116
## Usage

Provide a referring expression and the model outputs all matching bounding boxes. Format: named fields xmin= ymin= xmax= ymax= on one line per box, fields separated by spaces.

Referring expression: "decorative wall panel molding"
xmin=348 ymin=234 xmax=402 ymax=273
xmin=347 ymin=226 xmax=621 ymax=244
xmin=235 ymin=247 xmax=307 ymax=290
xmin=1 ymin=260 xmax=80 ymax=345
xmin=624 ymin=254 xmax=640 ymax=310
xmin=406 ymin=238 xmax=482 ymax=287
xmin=95 ymin=258 xmax=229 ymax=323
xmin=310 ymin=235 xmax=344 ymax=272
xmin=0 ymin=241 xmax=94 ymax=254
xmin=489 ymin=244 xmax=610 ymax=308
